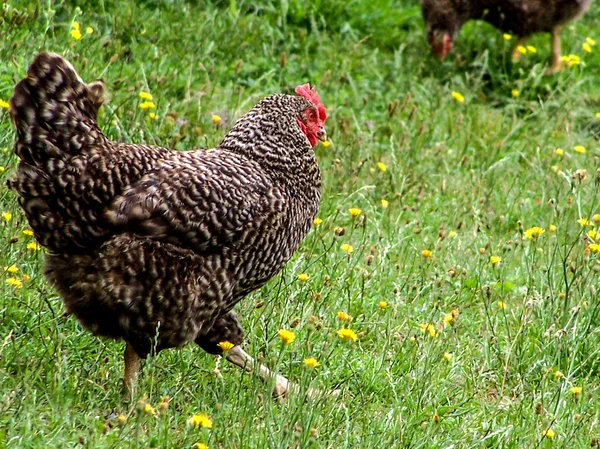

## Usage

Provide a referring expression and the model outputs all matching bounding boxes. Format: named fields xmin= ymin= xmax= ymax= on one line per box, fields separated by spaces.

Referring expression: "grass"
xmin=2 ymin=0 xmax=600 ymax=447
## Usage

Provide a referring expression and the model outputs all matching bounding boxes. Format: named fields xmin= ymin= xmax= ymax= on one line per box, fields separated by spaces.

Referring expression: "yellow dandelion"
xmin=193 ymin=443 xmax=208 ymax=449
xmin=278 ymin=329 xmax=295 ymax=344
xmin=542 ymin=428 xmax=555 ymax=440
xmin=6 ymin=265 xmax=18 ymax=274
xmin=443 ymin=313 xmax=454 ymax=324
xmin=22 ymin=274 xmax=30 ymax=281
xmin=71 ymin=21 xmax=80 ymax=30
xmin=380 ymin=199 xmax=389 ymax=209
xmin=583 ymin=43 xmax=592 ymax=53
xmin=348 ymin=208 xmax=362 ymax=218
xmin=589 ymin=243 xmax=600 ymax=253
xmin=588 ymin=230 xmax=598 ymax=240
xmin=217 ymin=341 xmax=234 ymax=351
xmin=551 ymin=165 xmax=559 ymax=173
xmin=517 ymin=45 xmax=527 ymax=54
xmin=336 ymin=311 xmax=353 ymax=322
xmin=554 ymin=148 xmax=564 ymax=156
xmin=587 ymin=37 xmax=596 ymax=46
xmin=490 ymin=255 xmax=501 ymax=265
xmin=549 ymin=224 xmax=557 ymax=232
xmin=577 ymin=218 xmax=591 ymax=227
xmin=432 ymin=413 xmax=440 ymax=422
xmin=0 ymin=99 xmax=9 ymax=109
xmin=148 ymin=112 xmax=157 ymax=120
xmin=297 ymin=273 xmax=309 ymax=282
xmin=523 ymin=226 xmax=545 ymax=239
xmin=211 ymin=114 xmax=221 ymax=125
xmin=2 ymin=212 xmax=12 ymax=222
xmin=554 ymin=370 xmax=564 ymax=379
xmin=27 ymin=242 xmax=42 ymax=251
xmin=570 ymin=386 xmax=582 ymax=395
xmin=511 ymin=89 xmax=519 ymax=98
xmin=143 ymin=403 xmax=156 ymax=415
xmin=337 ymin=328 xmax=358 ymax=341
xmin=313 ymin=217 xmax=323 ymax=226
xmin=139 ymin=91 xmax=153 ymax=101
xmin=593 ymin=214 xmax=600 ymax=223
xmin=341 ymin=243 xmax=354 ymax=253
xmin=86 ymin=26 xmax=93 ymax=35
xmin=448 ymin=231 xmax=457 ymax=238
xmin=117 ymin=414 xmax=127 ymax=424
xmin=6 ymin=278 xmax=22 ymax=288
xmin=139 ymin=101 xmax=156 ymax=110
xmin=0 ymin=166 xmax=5 ymax=172
xmin=321 ymin=140 xmax=331 ymax=148
xmin=451 ymin=91 xmax=464 ymax=103
xmin=596 ymin=113 xmax=600 ymax=119
xmin=526 ymin=45 xmax=537 ymax=53
xmin=497 ymin=301 xmax=506 ymax=310
xmin=377 ymin=162 xmax=387 ymax=172
xmin=70 ymin=29 xmax=82 ymax=40
xmin=303 ymin=357 xmax=320 ymax=368
xmin=418 ymin=323 xmax=437 ymax=338
xmin=23 ymin=229 xmax=34 ymax=237
xmin=189 ymin=413 xmax=213 ymax=428
xmin=443 ymin=352 xmax=452 ymax=361
xmin=573 ymin=145 xmax=586 ymax=154
xmin=378 ymin=301 xmax=388 ymax=309
xmin=566 ymin=54 xmax=581 ymax=66
xmin=421 ymin=249 xmax=432 ymax=258
xmin=503 ymin=33 xmax=512 ymax=41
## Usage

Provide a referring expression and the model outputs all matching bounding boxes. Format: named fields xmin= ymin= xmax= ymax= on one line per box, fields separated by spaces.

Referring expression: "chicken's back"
xmin=9 ymin=52 xmax=171 ymax=253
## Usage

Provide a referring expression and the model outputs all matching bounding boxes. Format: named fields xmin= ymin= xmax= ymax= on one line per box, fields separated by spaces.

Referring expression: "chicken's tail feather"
xmin=10 ymin=52 xmax=106 ymax=168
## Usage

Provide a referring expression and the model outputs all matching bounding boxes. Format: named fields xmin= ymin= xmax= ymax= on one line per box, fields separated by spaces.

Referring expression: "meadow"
xmin=2 ymin=0 xmax=600 ymax=447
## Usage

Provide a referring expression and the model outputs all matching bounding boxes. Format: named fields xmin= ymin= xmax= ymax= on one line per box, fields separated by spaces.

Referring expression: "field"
xmin=2 ymin=0 xmax=600 ymax=447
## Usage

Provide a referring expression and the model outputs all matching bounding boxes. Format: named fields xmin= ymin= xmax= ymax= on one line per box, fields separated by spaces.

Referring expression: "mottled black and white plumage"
xmin=421 ymin=0 xmax=593 ymax=71
xmin=9 ymin=52 xmax=327 ymax=394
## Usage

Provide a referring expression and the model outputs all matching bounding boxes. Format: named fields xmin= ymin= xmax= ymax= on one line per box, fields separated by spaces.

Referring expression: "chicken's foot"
xmin=547 ymin=26 xmax=563 ymax=74
xmin=225 ymin=345 xmax=332 ymax=399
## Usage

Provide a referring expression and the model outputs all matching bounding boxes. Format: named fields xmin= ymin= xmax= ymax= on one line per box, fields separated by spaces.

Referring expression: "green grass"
xmin=2 ymin=0 xmax=600 ymax=447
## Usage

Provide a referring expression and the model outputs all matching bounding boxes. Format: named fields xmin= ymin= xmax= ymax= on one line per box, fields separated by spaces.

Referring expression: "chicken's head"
xmin=421 ymin=0 xmax=458 ymax=60
xmin=295 ymin=84 xmax=327 ymax=147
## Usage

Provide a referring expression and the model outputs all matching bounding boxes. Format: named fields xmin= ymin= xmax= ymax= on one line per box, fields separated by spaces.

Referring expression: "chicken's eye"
xmin=308 ymin=111 xmax=315 ymax=120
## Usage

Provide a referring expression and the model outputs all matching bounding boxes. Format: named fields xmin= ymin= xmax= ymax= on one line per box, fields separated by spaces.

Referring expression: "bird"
xmin=420 ymin=0 xmax=594 ymax=72
xmin=8 ymin=52 xmax=327 ymax=397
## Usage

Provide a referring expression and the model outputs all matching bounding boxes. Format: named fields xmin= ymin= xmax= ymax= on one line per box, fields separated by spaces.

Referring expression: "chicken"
xmin=8 ymin=52 xmax=327 ymax=397
xmin=420 ymin=0 xmax=594 ymax=72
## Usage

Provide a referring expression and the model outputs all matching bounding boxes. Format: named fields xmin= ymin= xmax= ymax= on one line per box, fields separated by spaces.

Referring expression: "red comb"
xmin=295 ymin=83 xmax=327 ymax=122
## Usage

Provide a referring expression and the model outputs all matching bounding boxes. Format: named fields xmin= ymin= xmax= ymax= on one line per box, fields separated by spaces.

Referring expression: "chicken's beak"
xmin=316 ymin=128 xmax=327 ymax=142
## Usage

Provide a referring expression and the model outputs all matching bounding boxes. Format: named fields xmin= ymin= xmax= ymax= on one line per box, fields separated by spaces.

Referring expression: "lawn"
xmin=2 ymin=0 xmax=600 ymax=447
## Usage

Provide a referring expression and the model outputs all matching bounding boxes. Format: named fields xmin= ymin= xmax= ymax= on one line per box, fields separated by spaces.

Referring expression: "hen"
xmin=9 ymin=52 xmax=327 ymax=397
xmin=420 ymin=0 xmax=593 ymax=72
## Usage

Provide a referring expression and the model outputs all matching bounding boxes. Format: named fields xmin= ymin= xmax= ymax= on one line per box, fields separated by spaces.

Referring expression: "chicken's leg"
xmin=548 ymin=26 xmax=562 ymax=73
xmin=123 ymin=342 xmax=141 ymax=394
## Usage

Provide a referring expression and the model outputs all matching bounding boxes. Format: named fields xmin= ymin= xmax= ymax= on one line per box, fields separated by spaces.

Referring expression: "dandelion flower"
xmin=217 ymin=341 xmax=234 ymax=351
xmin=517 ymin=45 xmax=527 ymax=54
xmin=587 ymin=230 xmax=598 ymax=240
xmin=71 ymin=21 xmax=80 ymax=30
xmin=337 ymin=328 xmax=358 ymax=341
xmin=503 ymin=33 xmax=512 ymax=41
xmin=443 ymin=313 xmax=454 ymax=324
xmin=140 ymin=101 xmax=156 ymax=110
xmin=193 ymin=443 xmax=208 ymax=449
xmin=313 ymin=217 xmax=323 ymax=226
xmin=348 ymin=208 xmax=362 ymax=218
xmin=189 ymin=413 xmax=213 ymax=428
xmin=341 ymin=243 xmax=353 ymax=253
xmin=418 ymin=323 xmax=436 ymax=337
xmin=23 ymin=229 xmax=34 ymax=237
xmin=380 ymin=199 xmax=389 ymax=209
xmin=148 ymin=113 xmax=157 ymax=120
xmin=573 ymin=145 xmax=586 ymax=154
xmin=139 ymin=91 xmax=153 ymax=101
xmin=583 ymin=43 xmax=592 ymax=53
xmin=577 ymin=218 xmax=591 ymax=227
xmin=0 ymin=99 xmax=9 ymax=109
xmin=451 ymin=91 xmax=464 ymax=103
xmin=70 ymin=28 xmax=82 ymax=40
xmin=432 ymin=413 xmax=440 ymax=422
xmin=596 ymin=113 xmax=600 ymax=119
xmin=0 ymin=166 xmax=4 ymax=172
xmin=490 ymin=255 xmax=501 ymax=265
xmin=278 ymin=329 xmax=295 ymax=344
xmin=211 ymin=114 xmax=221 ymax=125
xmin=443 ymin=352 xmax=452 ymax=361
xmin=526 ymin=45 xmax=537 ymax=53
xmin=511 ymin=89 xmax=519 ymax=98
xmin=303 ymin=357 xmax=320 ymax=368
xmin=589 ymin=243 xmax=600 ymax=253
xmin=593 ymin=214 xmax=600 ymax=223
xmin=6 ymin=265 xmax=18 ymax=274
xmin=22 ymin=274 xmax=30 ymax=282
xmin=6 ymin=278 xmax=22 ymax=288
xmin=321 ymin=140 xmax=331 ymax=148
xmin=117 ymin=414 xmax=127 ymax=424
xmin=336 ymin=311 xmax=353 ymax=322
xmin=497 ymin=301 xmax=506 ymax=310
xmin=587 ymin=37 xmax=596 ymax=46
xmin=523 ymin=226 xmax=545 ymax=239
xmin=549 ymin=224 xmax=557 ymax=232
xmin=378 ymin=301 xmax=388 ymax=309
xmin=570 ymin=386 xmax=582 ymax=395
xmin=421 ymin=249 xmax=432 ymax=258
xmin=543 ymin=428 xmax=555 ymax=440
xmin=554 ymin=370 xmax=564 ymax=379
xmin=297 ymin=273 xmax=309 ymax=282
xmin=377 ymin=162 xmax=387 ymax=172
xmin=448 ymin=231 xmax=457 ymax=238
xmin=554 ymin=148 xmax=564 ymax=156
xmin=2 ymin=212 xmax=12 ymax=222
xmin=27 ymin=242 xmax=41 ymax=251
xmin=143 ymin=403 xmax=156 ymax=415
xmin=86 ymin=26 xmax=93 ymax=35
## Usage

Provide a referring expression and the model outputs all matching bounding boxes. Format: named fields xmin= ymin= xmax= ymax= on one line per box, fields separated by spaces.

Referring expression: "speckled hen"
xmin=420 ymin=0 xmax=593 ymax=72
xmin=9 ymin=52 xmax=327 ymax=397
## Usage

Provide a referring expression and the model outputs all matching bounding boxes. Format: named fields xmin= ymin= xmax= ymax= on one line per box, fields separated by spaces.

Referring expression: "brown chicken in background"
xmin=9 ymin=52 xmax=328 ymax=398
xmin=420 ymin=0 xmax=594 ymax=72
